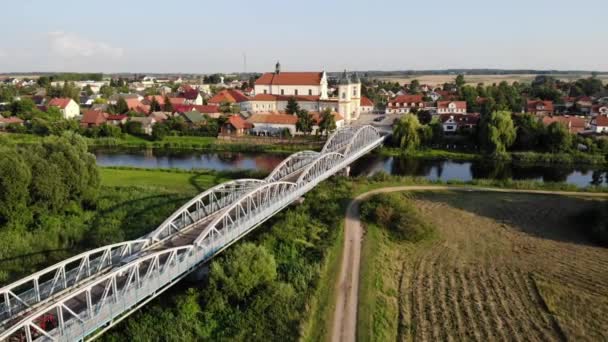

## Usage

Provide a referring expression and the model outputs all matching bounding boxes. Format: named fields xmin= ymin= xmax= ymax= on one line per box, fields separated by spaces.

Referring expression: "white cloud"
xmin=47 ymin=31 xmax=123 ymax=59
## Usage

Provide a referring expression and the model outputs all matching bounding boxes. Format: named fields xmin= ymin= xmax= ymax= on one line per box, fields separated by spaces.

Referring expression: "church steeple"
xmin=275 ymin=61 xmax=281 ymax=74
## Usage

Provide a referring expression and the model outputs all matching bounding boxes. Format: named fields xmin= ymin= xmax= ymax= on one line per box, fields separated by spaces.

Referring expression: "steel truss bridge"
xmin=0 ymin=125 xmax=384 ymax=342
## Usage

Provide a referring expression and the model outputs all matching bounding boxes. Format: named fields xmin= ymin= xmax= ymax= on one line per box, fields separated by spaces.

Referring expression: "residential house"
xmin=592 ymin=104 xmax=608 ymax=117
xmin=48 ymin=97 xmax=80 ymax=119
xmin=590 ymin=115 xmax=608 ymax=133
xmin=179 ymin=88 xmax=203 ymax=105
xmin=437 ymin=101 xmax=467 ymax=114
xmin=129 ymin=117 xmax=156 ymax=135
xmin=248 ymin=113 xmax=298 ymax=136
xmin=310 ymin=111 xmax=345 ymax=133
xmin=0 ymin=116 xmax=24 ymax=130
xmin=106 ymin=114 xmax=128 ymax=125
xmin=526 ymin=100 xmax=554 ymax=115
xmin=124 ymin=98 xmax=150 ymax=115
xmin=575 ymin=96 xmax=593 ymax=114
xmin=208 ymin=89 xmax=250 ymax=111
xmin=360 ymin=97 xmax=374 ymax=114
xmin=80 ymin=110 xmax=108 ymax=127
xmin=181 ymin=111 xmax=207 ymax=126
xmin=149 ymin=112 xmax=170 ymax=123
xmin=439 ymin=114 xmax=480 ymax=133
xmin=386 ymin=95 xmax=424 ymax=114
xmin=173 ymin=104 xmax=221 ymax=118
xmin=541 ymin=115 xmax=587 ymax=134
xmin=220 ymin=115 xmax=253 ymax=136
xmin=427 ymin=91 xmax=441 ymax=102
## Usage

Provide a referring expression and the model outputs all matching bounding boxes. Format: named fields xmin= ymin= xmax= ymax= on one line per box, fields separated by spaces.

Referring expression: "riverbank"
xmin=1 ymin=133 xmax=323 ymax=153
xmin=378 ymin=147 xmax=608 ymax=166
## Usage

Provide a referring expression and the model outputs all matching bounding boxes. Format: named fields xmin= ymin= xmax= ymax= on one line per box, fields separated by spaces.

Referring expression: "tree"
xmin=285 ymin=97 xmax=300 ymax=114
xmin=152 ymin=123 xmax=169 ymax=141
xmin=478 ymin=110 xmax=516 ymax=155
xmin=408 ymin=79 xmax=420 ymax=94
xmin=114 ymin=97 xmax=129 ymax=114
xmin=392 ymin=114 xmax=421 ymax=151
xmin=163 ymin=95 xmax=174 ymax=112
xmin=318 ymin=109 xmax=336 ymax=136
xmin=149 ymin=96 xmax=161 ymax=113
xmin=99 ymin=85 xmax=114 ymax=98
xmin=543 ymin=122 xmax=572 ymax=153
xmin=0 ymin=148 xmax=31 ymax=225
xmin=455 ymin=74 xmax=465 ymax=89
xmin=219 ymin=101 xmax=234 ymax=114
xmin=296 ymin=109 xmax=313 ymax=135
xmin=416 ymin=110 xmax=432 ymax=125
xmin=125 ymin=121 xmax=144 ymax=136
xmin=513 ymin=114 xmax=544 ymax=151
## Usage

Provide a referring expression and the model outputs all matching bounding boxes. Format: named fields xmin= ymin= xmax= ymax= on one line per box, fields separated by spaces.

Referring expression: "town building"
xmin=47 ymin=97 xmax=80 ymax=119
xmin=208 ymin=89 xmax=250 ymax=111
xmin=527 ymin=100 xmax=554 ymax=116
xmin=360 ymin=97 xmax=374 ymax=114
xmin=437 ymin=101 xmax=467 ymax=114
xmin=220 ymin=115 xmax=253 ymax=136
xmin=80 ymin=110 xmax=108 ymax=127
xmin=541 ymin=115 xmax=587 ymax=134
xmin=247 ymin=111 xmax=344 ymax=136
xmin=590 ymin=115 xmax=608 ymax=133
xmin=386 ymin=95 xmax=424 ymax=114
xmin=251 ymin=63 xmax=361 ymax=123
xmin=439 ymin=114 xmax=479 ymax=133
xmin=0 ymin=116 xmax=24 ymax=130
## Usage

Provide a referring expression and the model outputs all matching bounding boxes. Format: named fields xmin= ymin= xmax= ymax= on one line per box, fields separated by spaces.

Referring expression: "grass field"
xmin=99 ymin=168 xmax=230 ymax=192
xmin=373 ymin=73 xmax=608 ymax=86
xmin=358 ymin=191 xmax=608 ymax=341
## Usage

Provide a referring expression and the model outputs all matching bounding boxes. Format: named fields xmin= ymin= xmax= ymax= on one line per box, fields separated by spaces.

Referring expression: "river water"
xmin=93 ymin=149 xmax=608 ymax=187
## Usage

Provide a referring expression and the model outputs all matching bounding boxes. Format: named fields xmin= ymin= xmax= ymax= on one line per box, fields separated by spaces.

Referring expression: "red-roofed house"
xmin=208 ymin=89 xmax=250 ymax=111
xmin=527 ymin=100 xmax=554 ymax=115
xmin=0 ymin=116 xmax=24 ymax=129
xmin=124 ymin=98 xmax=150 ymax=115
xmin=360 ymin=97 xmax=374 ymax=114
xmin=437 ymin=101 xmax=467 ymax=114
xmin=80 ymin=110 xmax=108 ymax=127
xmin=591 ymin=105 xmax=608 ymax=117
xmin=386 ymin=95 xmax=424 ymax=114
xmin=180 ymin=88 xmax=203 ymax=105
xmin=107 ymin=114 xmax=128 ymax=125
xmin=541 ymin=116 xmax=587 ymax=134
xmin=220 ymin=115 xmax=253 ymax=136
xmin=590 ymin=115 xmax=608 ymax=133
xmin=48 ymin=97 xmax=80 ymax=119
xmin=173 ymin=104 xmax=221 ymax=117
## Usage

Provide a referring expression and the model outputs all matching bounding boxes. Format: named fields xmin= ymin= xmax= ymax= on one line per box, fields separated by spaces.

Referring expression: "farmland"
xmin=373 ymin=73 xmax=608 ymax=86
xmin=358 ymin=191 xmax=608 ymax=341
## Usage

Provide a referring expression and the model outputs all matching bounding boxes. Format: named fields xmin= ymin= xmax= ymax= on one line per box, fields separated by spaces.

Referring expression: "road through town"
xmin=330 ymin=185 xmax=608 ymax=342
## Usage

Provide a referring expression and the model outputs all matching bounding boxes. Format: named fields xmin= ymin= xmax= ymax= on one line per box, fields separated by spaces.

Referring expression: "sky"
xmin=1 ymin=0 xmax=607 ymax=73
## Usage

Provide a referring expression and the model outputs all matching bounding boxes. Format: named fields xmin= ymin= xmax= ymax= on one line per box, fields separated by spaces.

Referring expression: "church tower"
xmin=351 ymin=72 xmax=362 ymax=121
xmin=338 ymin=70 xmax=354 ymax=123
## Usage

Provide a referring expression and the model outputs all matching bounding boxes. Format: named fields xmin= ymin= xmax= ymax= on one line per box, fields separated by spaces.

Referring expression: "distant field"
xmin=373 ymin=73 xmax=608 ymax=86
xmin=358 ymin=191 xmax=608 ymax=341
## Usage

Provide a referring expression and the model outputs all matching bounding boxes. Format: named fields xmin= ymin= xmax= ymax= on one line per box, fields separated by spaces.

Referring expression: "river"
xmin=93 ymin=149 xmax=608 ymax=187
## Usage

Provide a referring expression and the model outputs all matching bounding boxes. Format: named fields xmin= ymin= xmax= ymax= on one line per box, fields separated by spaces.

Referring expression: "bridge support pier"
xmin=186 ymin=264 xmax=210 ymax=283
xmin=337 ymin=166 xmax=351 ymax=177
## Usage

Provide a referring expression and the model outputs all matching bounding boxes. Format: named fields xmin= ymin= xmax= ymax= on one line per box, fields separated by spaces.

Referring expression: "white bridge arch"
xmin=0 ymin=125 xmax=385 ymax=341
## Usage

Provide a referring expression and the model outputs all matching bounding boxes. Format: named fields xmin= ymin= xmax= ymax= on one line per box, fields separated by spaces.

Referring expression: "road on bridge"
xmin=330 ymin=185 xmax=608 ymax=342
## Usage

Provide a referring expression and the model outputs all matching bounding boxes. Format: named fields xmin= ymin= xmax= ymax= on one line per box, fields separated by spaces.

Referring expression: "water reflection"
xmin=350 ymin=154 xmax=607 ymax=187
xmin=93 ymin=149 xmax=607 ymax=188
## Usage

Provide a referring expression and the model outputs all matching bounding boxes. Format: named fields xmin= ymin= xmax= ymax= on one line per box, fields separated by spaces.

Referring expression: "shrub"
xmin=360 ymin=193 xmax=436 ymax=242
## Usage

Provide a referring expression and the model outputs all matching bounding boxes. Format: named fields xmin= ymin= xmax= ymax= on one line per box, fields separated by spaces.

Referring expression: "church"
xmin=250 ymin=62 xmax=362 ymax=123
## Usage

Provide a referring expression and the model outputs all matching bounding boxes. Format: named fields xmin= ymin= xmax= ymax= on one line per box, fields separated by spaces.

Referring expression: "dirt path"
xmin=329 ymin=185 xmax=608 ymax=342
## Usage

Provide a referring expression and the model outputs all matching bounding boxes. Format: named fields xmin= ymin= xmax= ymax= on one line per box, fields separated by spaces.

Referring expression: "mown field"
xmin=373 ymin=73 xmax=608 ymax=86
xmin=358 ymin=191 xmax=608 ymax=341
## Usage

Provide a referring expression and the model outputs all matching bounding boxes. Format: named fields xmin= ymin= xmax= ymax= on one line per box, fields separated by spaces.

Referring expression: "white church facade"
xmin=251 ymin=62 xmax=362 ymax=123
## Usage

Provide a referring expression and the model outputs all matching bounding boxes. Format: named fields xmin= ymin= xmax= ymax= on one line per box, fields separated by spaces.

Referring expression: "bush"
xmin=360 ymin=192 xmax=436 ymax=242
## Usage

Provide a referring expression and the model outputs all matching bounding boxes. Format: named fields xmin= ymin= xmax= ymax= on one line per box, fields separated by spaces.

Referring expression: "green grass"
xmin=300 ymin=222 xmax=345 ymax=342
xmin=99 ymin=167 xmax=231 ymax=192
xmin=379 ymin=147 xmax=480 ymax=161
